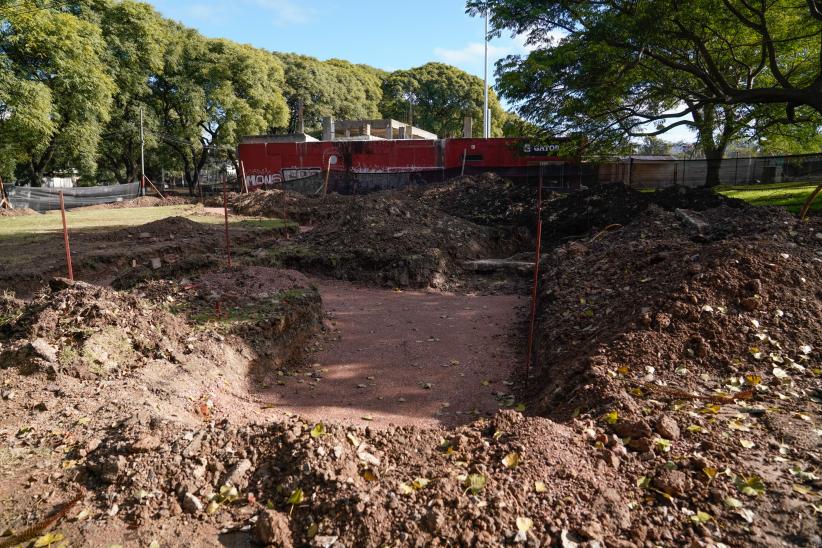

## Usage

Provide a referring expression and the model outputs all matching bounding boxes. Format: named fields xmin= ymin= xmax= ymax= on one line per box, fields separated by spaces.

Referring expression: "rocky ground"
xmin=0 ymin=178 xmax=819 ymax=547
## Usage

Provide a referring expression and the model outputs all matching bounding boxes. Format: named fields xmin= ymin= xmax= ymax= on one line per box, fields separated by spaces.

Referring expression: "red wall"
xmin=238 ymin=138 xmax=569 ymax=190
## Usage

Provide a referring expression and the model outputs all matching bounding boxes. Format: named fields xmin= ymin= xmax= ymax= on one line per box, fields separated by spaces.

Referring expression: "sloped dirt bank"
xmin=529 ymin=203 xmax=822 ymax=546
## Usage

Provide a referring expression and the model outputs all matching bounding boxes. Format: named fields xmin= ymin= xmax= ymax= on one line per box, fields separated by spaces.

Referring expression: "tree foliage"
xmin=380 ymin=62 xmax=505 ymax=138
xmin=468 ymin=0 xmax=822 ymax=185
xmin=0 ymin=1 xmax=115 ymax=185
xmin=0 ymin=1 xmax=522 ymax=188
xmin=273 ymin=53 xmax=384 ymax=134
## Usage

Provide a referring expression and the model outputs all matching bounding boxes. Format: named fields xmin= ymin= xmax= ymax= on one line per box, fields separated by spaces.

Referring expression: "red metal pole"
xmin=59 ymin=191 xmax=74 ymax=281
xmin=525 ymin=169 xmax=544 ymax=384
xmin=222 ymin=175 xmax=232 ymax=268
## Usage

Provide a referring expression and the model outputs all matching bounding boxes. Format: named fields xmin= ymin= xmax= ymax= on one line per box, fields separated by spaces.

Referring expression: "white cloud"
xmin=251 ymin=0 xmax=313 ymax=26
xmin=434 ymin=42 xmax=512 ymax=66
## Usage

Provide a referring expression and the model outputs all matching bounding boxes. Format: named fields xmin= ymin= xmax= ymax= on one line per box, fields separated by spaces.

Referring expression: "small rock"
xmin=654 ymin=313 xmax=671 ymax=330
xmin=653 ymin=469 xmax=691 ymax=498
xmin=33 ymin=401 xmax=49 ymax=412
xmin=739 ymin=297 xmax=760 ymax=311
xmin=130 ymin=435 xmax=162 ymax=453
xmin=313 ymin=536 xmax=339 ymax=548
xmin=30 ymin=338 xmax=58 ymax=363
xmin=655 ymin=416 xmax=680 ymax=440
xmin=150 ymin=257 xmax=162 ymax=270
xmin=1 ymin=390 xmax=14 ymax=400
xmin=182 ymin=492 xmax=203 ymax=514
xmin=613 ymin=420 xmax=652 ymax=439
xmin=223 ymin=458 xmax=253 ymax=488
xmin=254 ymin=509 xmax=292 ymax=547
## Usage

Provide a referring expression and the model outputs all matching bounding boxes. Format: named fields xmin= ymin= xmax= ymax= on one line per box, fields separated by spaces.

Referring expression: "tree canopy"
xmin=380 ymin=62 xmax=505 ymax=138
xmin=1 ymin=1 xmax=519 ymax=188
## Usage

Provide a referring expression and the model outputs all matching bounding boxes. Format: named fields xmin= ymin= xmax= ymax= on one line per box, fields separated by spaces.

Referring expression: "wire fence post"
xmin=59 ymin=191 xmax=74 ymax=281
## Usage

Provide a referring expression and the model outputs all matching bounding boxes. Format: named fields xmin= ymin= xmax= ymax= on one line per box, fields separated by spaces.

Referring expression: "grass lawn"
xmin=0 ymin=205 xmax=291 ymax=239
xmin=715 ymin=182 xmax=821 ymax=214
xmin=638 ymin=181 xmax=820 ymax=214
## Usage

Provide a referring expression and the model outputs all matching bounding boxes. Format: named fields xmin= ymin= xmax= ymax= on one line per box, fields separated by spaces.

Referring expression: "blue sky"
xmin=146 ymin=0 xmax=693 ymax=142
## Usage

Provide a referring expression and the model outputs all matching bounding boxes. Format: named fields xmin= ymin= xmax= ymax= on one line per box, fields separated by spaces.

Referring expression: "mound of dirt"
xmin=540 ymin=183 xmax=749 ymax=244
xmin=74 ymin=196 xmax=192 ymax=210
xmin=529 ymin=203 xmax=822 ymax=545
xmin=269 ymin=195 xmax=511 ymax=288
xmin=0 ymin=207 xmax=38 ymax=217
xmin=415 ymin=172 xmax=553 ymax=230
xmin=229 ymin=190 xmax=357 ymax=226
xmin=0 ymin=278 xmax=188 ymax=378
xmin=73 ymin=410 xmax=638 ymax=547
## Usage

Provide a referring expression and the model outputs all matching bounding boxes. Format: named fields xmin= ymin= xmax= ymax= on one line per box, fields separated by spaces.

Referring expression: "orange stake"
xmin=222 ymin=175 xmax=232 ymax=268
xmin=525 ymin=171 xmax=544 ymax=385
xmin=59 ymin=191 xmax=74 ymax=281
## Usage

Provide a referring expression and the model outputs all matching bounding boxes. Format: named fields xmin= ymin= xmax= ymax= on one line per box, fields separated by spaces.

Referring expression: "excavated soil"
xmin=0 ymin=178 xmax=820 ymax=547
xmin=529 ymin=203 xmax=822 ymax=546
xmin=267 ymin=194 xmax=515 ymax=289
xmin=0 ymin=207 xmax=38 ymax=217
xmin=72 ymin=196 xmax=193 ymax=210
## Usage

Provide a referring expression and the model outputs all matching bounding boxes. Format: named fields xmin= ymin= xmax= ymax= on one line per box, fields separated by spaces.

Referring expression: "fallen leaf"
xmin=412 ymin=478 xmax=429 ymax=490
xmin=739 ymin=439 xmax=755 ymax=449
xmin=310 ymin=423 xmax=326 ymax=438
xmin=516 ymin=516 xmax=533 ymax=533
xmin=724 ymin=496 xmax=743 ymax=509
xmin=793 ymin=484 xmax=813 ymax=495
xmin=654 ymin=438 xmax=672 ymax=452
xmin=361 ymin=469 xmax=378 ymax=482
xmin=602 ymin=410 xmax=619 ymax=425
xmin=465 ymin=474 xmax=486 ymax=495
xmin=745 ymin=374 xmax=762 ymax=386
xmin=34 ymin=533 xmax=65 ymax=548
xmin=690 ymin=511 xmax=711 ymax=524
xmin=287 ymin=488 xmax=305 ymax=508
xmin=735 ymin=475 xmax=766 ymax=497
xmin=502 ymin=452 xmax=522 ymax=469
xmin=534 ymin=481 xmax=547 ymax=493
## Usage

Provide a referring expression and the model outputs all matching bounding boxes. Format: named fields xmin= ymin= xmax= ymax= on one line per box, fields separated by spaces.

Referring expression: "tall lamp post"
xmin=483 ymin=9 xmax=489 ymax=138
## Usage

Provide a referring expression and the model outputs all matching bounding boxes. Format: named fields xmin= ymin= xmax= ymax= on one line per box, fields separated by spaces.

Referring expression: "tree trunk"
xmin=704 ymin=154 xmax=722 ymax=188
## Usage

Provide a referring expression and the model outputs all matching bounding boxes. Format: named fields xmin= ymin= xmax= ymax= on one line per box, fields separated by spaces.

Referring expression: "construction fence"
xmin=5 ymin=182 xmax=141 ymax=212
xmin=595 ymin=152 xmax=822 ymax=189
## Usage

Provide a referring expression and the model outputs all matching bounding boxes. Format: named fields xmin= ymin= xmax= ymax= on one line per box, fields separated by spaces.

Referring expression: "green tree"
xmin=380 ymin=62 xmax=505 ymax=138
xmin=469 ymin=0 xmax=822 ymax=186
xmin=0 ymin=2 xmax=114 ymax=185
xmin=273 ymin=53 xmax=385 ymax=134
xmin=85 ymin=0 xmax=170 ymax=185
xmin=636 ymin=137 xmax=673 ymax=156
xmin=151 ymin=29 xmax=289 ymax=192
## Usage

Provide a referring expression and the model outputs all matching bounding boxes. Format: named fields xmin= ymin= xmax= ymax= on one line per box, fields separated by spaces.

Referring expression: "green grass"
xmin=0 ymin=205 xmax=291 ymax=238
xmin=716 ymin=182 xmax=821 ymax=213
xmin=636 ymin=181 xmax=820 ymax=214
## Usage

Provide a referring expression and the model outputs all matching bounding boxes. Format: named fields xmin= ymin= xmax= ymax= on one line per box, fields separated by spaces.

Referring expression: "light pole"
xmin=483 ymin=9 xmax=489 ymax=138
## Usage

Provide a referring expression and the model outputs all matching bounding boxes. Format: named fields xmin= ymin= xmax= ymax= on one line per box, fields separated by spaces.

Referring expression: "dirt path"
xmin=252 ymin=279 xmax=526 ymax=428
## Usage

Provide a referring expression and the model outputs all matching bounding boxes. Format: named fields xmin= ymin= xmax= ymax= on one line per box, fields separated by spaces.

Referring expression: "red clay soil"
xmin=254 ymin=279 xmax=527 ymax=428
